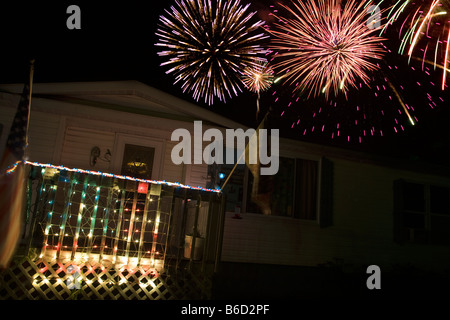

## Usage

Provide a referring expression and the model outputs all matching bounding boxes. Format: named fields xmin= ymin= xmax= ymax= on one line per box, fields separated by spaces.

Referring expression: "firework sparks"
xmin=155 ymin=0 xmax=269 ymax=105
xmin=242 ymin=60 xmax=274 ymax=116
xmin=268 ymin=0 xmax=387 ymax=99
xmin=382 ymin=0 xmax=450 ymax=90
xmin=269 ymin=24 xmax=446 ymax=144
xmin=242 ymin=60 xmax=274 ymax=95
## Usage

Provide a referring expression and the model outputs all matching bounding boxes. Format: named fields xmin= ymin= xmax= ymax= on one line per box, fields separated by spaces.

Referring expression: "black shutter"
xmin=393 ymin=179 xmax=405 ymax=243
xmin=319 ymin=157 xmax=333 ymax=228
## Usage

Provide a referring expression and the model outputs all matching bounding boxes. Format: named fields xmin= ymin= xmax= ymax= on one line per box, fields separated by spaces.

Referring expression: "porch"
xmin=0 ymin=162 xmax=225 ymax=300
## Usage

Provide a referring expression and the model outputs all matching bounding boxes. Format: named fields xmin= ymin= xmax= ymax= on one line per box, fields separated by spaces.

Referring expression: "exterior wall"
xmin=0 ymin=92 xmax=208 ymax=189
xmin=221 ymin=156 xmax=450 ymax=273
xmin=60 ymin=126 xmax=115 ymax=173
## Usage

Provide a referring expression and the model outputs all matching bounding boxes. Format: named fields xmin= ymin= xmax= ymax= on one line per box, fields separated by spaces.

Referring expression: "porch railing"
xmin=0 ymin=162 xmax=225 ymax=300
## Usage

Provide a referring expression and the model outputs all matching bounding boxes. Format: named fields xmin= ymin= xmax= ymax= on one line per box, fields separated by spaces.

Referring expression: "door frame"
xmin=112 ymin=133 xmax=165 ymax=180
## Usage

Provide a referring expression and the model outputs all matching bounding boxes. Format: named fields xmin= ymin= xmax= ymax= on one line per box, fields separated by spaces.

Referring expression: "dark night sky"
xmin=0 ymin=1 xmax=449 ymax=166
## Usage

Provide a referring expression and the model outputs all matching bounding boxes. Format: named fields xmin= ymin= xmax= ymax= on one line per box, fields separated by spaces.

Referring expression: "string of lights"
xmin=24 ymin=161 xmax=221 ymax=193
xmin=29 ymin=161 xmax=180 ymax=270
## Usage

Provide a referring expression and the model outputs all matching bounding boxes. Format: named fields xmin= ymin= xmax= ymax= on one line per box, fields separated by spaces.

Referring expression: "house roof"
xmin=0 ymin=80 xmax=245 ymax=130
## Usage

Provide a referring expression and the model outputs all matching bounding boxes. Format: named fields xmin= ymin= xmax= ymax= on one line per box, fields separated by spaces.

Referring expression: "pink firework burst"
xmin=268 ymin=0 xmax=387 ymax=100
xmin=265 ymin=1 xmax=446 ymax=144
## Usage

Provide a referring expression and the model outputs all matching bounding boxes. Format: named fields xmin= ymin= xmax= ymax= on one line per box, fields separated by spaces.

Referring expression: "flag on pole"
xmin=244 ymin=114 xmax=272 ymax=215
xmin=221 ymin=111 xmax=272 ymax=215
xmin=0 ymin=61 xmax=34 ymax=268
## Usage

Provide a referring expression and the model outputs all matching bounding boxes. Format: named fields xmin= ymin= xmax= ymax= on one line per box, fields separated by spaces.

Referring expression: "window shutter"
xmin=319 ymin=157 xmax=333 ymax=228
xmin=393 ymin=179 xmax=405 ymax=243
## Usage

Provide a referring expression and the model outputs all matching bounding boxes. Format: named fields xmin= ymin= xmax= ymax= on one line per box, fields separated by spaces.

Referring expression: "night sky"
xmin=0 ymin=1 xmax=449 ymax=166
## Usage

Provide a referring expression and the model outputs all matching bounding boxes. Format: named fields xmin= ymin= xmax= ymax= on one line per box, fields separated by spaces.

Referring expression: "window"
xmin=112 ymin=134 xmax=164 ymax=180
xmin=121 ymin=144 xmax=155 ymax=179
xmin=394 ymin=180 xmax=450 ymax=245
xmin=215 ymin=155 xmax=333 ymax=224
xmin=246 ymin=157 xmax=318 ymax=219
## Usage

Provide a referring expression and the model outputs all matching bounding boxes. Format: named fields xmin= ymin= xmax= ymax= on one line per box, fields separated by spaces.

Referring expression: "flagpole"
xmin=24 ymin=60 xmax=35 ymax=253
xmin=220 ymin=110 xmax=269 ymax=191
xmin=25 ymin=59 xmax=35 ymax=149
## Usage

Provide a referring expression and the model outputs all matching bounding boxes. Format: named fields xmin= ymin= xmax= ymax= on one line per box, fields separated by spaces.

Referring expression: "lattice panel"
xmin=0 ymin=257 xmax=211 ymax=300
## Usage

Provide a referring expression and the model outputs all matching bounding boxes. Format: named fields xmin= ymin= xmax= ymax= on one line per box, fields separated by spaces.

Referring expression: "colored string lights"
xmin=24 ymin=160 xmax=217 ymax=272
xmin=24 ymin=161 xmax=221 ymax=193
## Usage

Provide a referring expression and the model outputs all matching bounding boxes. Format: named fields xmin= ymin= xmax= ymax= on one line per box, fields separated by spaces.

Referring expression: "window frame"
xmin=112 ymin=133 xmax=165 ymax=180
xmin=394 ymin=179 xmax=450 ymax=245
xmin=225 ymin=151 xmax=327 ymax=224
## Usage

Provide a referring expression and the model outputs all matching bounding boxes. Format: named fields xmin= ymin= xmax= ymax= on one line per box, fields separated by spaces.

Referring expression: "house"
xmin=1 ymin=80 xmax=449 ymax=299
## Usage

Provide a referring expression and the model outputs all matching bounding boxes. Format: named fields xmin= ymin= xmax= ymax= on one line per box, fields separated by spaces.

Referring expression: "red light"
xmin=138 ymin=182 xmax=149 ymax=194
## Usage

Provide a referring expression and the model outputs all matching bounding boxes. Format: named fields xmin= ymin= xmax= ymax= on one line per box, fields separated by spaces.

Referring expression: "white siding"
xmin=27 ymin=111 xmax=61 ymax=163
xmin=222 ymin=213 xmax=304 ymax=266
xmin=221 ymin=157 xmax=450 ymax=272
xmin=56 ymin=121 xmax=206 ymax=187
xmin=162 ymin=140 xmax=184 ymax=184
xmin=188 ymin=164 xmax=208 ymax=188
xmin=60 ymin=126 xmax=115 ymax=172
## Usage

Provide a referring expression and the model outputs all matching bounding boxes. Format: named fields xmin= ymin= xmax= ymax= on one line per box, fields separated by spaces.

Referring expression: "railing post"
xmin=137 ymin=186 xmax=152 ymax=266
xmin=214 ymin=193 xmax=226 ymax=273
xmin=112 ymin=188 xmax=125 ymax=266
xmin=99 ymin=187 xmax=115 ymax=262
xmin=150 ymin=184 xmax=162 ymax=269
xmin=202 ymin=194 xmax=213 ymax=272
xmin=86 ymin=185 xmax=101 ymax=259
xmin=55 ymin=172 xmax=75 ymax=261
xmin=177 ymin=190 xmax=188 ymax=269
xmin=71 ymin=176 xmax=89 ymax=261
xmin=162 ymin=187 xmax=175 ymax=271
xmin=40 ymin=169 xmax=59 ymax=260
xmin=125 ymin=190 xmax=138 ymax=265
xmin=189 ymin=193 xmax=201 ymax=271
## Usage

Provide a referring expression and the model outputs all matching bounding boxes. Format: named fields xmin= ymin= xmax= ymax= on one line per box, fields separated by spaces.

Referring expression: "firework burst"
xmin=381 ymin=0 xmax=450 ymax=91
xmin=242 ymin=60 xmax=274 ymax=95
xmin=266 ymin=1 xmax=446 ymax=144
xmin=242 ymin=60 xmax=274 ymax=116
xmin=268 ymin=0 xmax=387 ymax=100
xmin=155 ymin=0 xmax=269 ymax=105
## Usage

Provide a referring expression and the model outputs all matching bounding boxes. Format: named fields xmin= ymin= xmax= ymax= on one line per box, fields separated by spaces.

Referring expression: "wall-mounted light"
xmin=90 ymin=147 xmax=112 ymax=167
xmin=90 ymin=147 xmax=100 ymax=166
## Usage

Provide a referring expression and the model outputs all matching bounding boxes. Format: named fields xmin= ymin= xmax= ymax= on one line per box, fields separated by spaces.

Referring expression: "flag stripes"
xmin=0 ymin=61 xmax=33 ymax=268
xmin=0 ymin=164 xmax=25 ymax=268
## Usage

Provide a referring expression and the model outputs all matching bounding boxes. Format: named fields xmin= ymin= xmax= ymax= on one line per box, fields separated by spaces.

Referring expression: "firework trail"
xmin=381 ymin=0 xmax=450 ymax=90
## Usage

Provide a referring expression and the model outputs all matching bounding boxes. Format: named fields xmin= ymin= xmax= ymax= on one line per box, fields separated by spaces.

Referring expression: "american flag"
xmin=0 ymin=74 xmax=32 ymax=268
